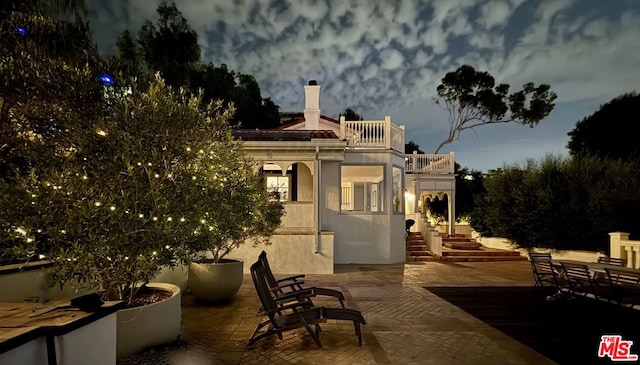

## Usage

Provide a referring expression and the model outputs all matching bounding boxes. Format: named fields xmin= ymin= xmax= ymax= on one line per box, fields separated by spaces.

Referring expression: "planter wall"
xmin=116 ymin=283 xmax=181 ymax=360
xmin=0 ymin=262 xmax=88 ymax=303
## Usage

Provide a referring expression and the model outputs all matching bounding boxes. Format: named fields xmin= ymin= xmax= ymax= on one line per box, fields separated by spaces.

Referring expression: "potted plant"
xmin=187 ymin=156 xmax=284 ymax=302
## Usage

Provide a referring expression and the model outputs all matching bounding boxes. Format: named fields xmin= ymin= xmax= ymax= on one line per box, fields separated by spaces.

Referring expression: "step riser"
xmin=443 ymin=251 xmax=522 ymax=257
xmin=441 ymin=257 xmax=527 ymax=262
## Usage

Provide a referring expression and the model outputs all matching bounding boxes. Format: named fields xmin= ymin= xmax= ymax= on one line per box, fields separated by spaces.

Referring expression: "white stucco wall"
xmin=296 ymin=161 xmax=314 ymax=201
xmin=321 ymin=152 xmax=406 ymax=264
xmin=475 ymin=235 xmax=601 ymax=262
xmin=280 ymin=202 xmax=314 ymax=229
xmin=230 ymin=232 xmax=334 ymax=274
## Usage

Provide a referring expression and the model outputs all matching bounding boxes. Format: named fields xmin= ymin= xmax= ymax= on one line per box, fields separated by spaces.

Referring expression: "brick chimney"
xmin=303 ymin=80 xmax=320 ymax=130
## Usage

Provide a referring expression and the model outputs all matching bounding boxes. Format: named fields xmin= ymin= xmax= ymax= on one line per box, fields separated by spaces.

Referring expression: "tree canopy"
xmin=469 ymin=155 xmax=640 ymax=252
xmin=119 ymin=1 xmax=281 ymax=129
xmin=339 ymin=108 xmax=363 ymax=121
xmin=567 ymin=92 xmax=640 ymax=163
xmin=434 ymin=65 xmax=557 ymax=153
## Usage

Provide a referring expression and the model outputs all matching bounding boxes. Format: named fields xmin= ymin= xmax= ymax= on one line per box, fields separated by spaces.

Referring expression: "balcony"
xmin=339 ymin=116 xmax=404 ymax=153
xmin=405 ymin=151 xmax=455 ymax=174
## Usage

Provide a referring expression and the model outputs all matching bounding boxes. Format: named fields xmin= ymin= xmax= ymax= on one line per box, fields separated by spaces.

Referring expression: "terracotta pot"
xmin=188 ymin=259 xmax=243 ymax=302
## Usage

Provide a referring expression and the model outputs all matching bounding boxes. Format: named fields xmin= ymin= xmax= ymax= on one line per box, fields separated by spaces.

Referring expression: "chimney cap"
xmin=308 ymin=80 xmax=317 ymax=86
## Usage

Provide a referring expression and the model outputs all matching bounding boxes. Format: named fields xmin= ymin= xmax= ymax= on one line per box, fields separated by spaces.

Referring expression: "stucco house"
xmin=231 ymin=81 xmax=456 ymax=274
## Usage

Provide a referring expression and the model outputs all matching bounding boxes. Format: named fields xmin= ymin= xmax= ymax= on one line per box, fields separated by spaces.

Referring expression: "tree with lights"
xmin=1 ymin=10 xmax=283 ymax=303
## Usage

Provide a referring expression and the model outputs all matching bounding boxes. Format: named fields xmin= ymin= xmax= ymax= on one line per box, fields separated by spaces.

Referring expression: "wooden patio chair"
xmin=529 ymin=252 xmax=552 ymax=261
xmin=258 ymin=251 xmax=346 ymax=308
xmin=247 ymin=260 xmax=366 ymax=348
xmin=593 ymin=256 xmax=625 ymax=281
xmin=597 ymin=256 xmax=625 ymax=266
xmin=605 ymin=267 xmax=640 ymax=308
xmin=561 ymin=262 xmax=613 ymax=301
xmin=529 ymin=256 xmax=563 ymax=297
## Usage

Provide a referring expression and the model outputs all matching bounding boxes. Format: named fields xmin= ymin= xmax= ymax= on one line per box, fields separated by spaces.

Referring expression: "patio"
xmin=118 ymin=261 xmax=559 ymax=365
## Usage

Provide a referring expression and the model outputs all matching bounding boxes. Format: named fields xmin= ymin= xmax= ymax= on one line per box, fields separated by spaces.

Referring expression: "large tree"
xmin=434 ymin=65 xmax=557 ymax=153
xmin=339 ymin=108 xmax=363 ymax=121
xmin=567 ymin=92 xmax=640 ymax=163
xmin=137 ymin=1 xmax=200 ymax=89
xmin=131 ymin=2 xmax=281 ymax=129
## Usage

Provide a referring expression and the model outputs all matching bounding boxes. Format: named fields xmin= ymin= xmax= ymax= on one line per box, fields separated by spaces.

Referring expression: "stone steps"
xmin=406 ymin=232 xmax=526 ymax=262
xmin=406 ymin=233 xmax=435 ymax=262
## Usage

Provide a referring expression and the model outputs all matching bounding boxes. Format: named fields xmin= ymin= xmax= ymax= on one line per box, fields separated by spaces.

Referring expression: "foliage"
xmin=404 ymin=141 xmax=424 ymax=154
xmin=128 ymin=2 xmax=281 ymax=129
xmin=1 ymin=9 xmax=283 ymax=303
xmin=470 ymin=155 xmax=640 ymax=252
xmin=434 ymin=65 xmax=557 ymax=153
xmin=339 ymin=108 xmax=363 ymax=121
xmin=567 ymin=92 xmax=640 ymax=164
xmin=137 ymin=1 xmax=199 ymax=89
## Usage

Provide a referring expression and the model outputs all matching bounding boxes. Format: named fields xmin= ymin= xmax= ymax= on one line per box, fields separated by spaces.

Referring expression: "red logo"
xmin=598 ymin=335 xmax=638 ymax=361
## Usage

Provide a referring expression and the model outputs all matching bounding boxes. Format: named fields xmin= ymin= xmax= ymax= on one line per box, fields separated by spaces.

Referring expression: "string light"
xmin=16 ymin=26 xmax=27 ymax=35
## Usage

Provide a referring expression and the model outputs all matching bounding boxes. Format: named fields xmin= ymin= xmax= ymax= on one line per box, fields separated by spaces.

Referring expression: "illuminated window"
xmin=266 ymin=175 xmax=290 ymax=201
xmin=341 ymin=165 xmax=384 ymax=212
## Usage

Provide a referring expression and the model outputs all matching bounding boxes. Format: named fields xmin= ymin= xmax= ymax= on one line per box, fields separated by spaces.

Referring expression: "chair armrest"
xmin=277 ymin=274 xmax=305 ymax=283
xmin=270 ymin=281 xmax=306 ymax=292
xmin=267 ymin=301 xmax=318 ymax=315
xmin=274 ymin=289 xmax=316 ymax=302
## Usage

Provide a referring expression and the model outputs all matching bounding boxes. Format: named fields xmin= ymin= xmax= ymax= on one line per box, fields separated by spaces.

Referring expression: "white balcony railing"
xmin=405 ymin=151 xmax=455 ymax=174
xmin=339 ymin=116 xmax=404 ymax=153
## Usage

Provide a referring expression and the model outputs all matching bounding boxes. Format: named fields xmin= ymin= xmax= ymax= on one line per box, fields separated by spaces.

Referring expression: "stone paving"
xmin=118 ymin=261 xmax=557 ymax=365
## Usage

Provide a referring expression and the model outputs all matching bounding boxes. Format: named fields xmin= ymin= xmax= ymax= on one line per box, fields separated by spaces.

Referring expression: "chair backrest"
xmin=258 ymin=251 xmax=280 ymax=289
xmin=529 ymin=252 xmax=552 ymax=261
xmin=250 ymin=260 xmax=279 ymax=320
xmin=606 ymin=267 xmax=640 ymax=286
xmin=598 ymin=256 xmax=625 ymax=266
xmin=530 ymin=259 xmax=559 ymax=288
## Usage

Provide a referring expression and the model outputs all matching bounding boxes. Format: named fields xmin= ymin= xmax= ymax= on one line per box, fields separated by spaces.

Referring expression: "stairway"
xmin=406 ymin=232 xmax=434 ymax=261
xmin=406 ymin=232 xmax=526 ymax=262
xmin=441 ymin=234 xmax=526 ymax=262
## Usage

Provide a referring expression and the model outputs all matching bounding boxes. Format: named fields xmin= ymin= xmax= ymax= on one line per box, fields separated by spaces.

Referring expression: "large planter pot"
xmin=116 ymin=282 xmax=181 ymax=360
xmin=188 ymin=259 xmax=243 ymax=302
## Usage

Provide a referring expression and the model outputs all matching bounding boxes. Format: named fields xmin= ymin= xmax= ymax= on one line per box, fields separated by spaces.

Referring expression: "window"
xmin=341 ymin=165 xmax=384 ymax=212
xmin=266 ymin=175 xmax=290 ymax=201
xmin=392 ymin=166 xmax=403 ymax=213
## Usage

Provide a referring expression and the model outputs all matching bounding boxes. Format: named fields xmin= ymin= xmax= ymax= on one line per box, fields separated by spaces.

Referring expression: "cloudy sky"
xmin=86 ymin=0 xmax=640 ymax=172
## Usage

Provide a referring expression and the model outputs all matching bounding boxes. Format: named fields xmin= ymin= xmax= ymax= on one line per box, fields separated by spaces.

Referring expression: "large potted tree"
xmin=187 ymin=152 xmax=284 ymax=302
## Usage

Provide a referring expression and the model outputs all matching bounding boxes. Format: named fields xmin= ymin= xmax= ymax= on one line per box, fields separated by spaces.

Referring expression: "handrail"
xmin=405 ymin=152 xmax=455 ymax=174
xmin=339 ymin=116 xmax=404 ymax=153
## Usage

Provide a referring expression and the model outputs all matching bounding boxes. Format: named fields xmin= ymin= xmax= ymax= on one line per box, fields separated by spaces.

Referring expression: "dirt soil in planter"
xmin=126 ymin=287 xmax=173 ymax=308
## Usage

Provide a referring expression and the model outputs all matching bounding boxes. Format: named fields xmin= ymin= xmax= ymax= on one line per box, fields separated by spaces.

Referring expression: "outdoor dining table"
xmin=0 ymin=300 xmax=123 ymax=365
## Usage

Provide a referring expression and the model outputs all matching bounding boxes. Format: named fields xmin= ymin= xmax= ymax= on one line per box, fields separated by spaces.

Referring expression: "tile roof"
xmin=232 ymin=130 xmax=339 ymax=141
xmin=276 ymin=112 xmax=340 ymax=130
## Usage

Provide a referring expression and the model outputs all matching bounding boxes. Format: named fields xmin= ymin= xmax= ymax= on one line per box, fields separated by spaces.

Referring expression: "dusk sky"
xmin=86 ymin=0 xmax=640 ymax=172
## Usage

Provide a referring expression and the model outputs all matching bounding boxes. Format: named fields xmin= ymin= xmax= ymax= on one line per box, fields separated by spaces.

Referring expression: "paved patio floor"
xmin=118 ymin=260 xmax=558 ymax=365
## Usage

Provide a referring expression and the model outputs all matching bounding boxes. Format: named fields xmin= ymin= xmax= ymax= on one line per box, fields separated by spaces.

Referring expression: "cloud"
xmin=85 ymin=0 xmax=640 ymax=170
